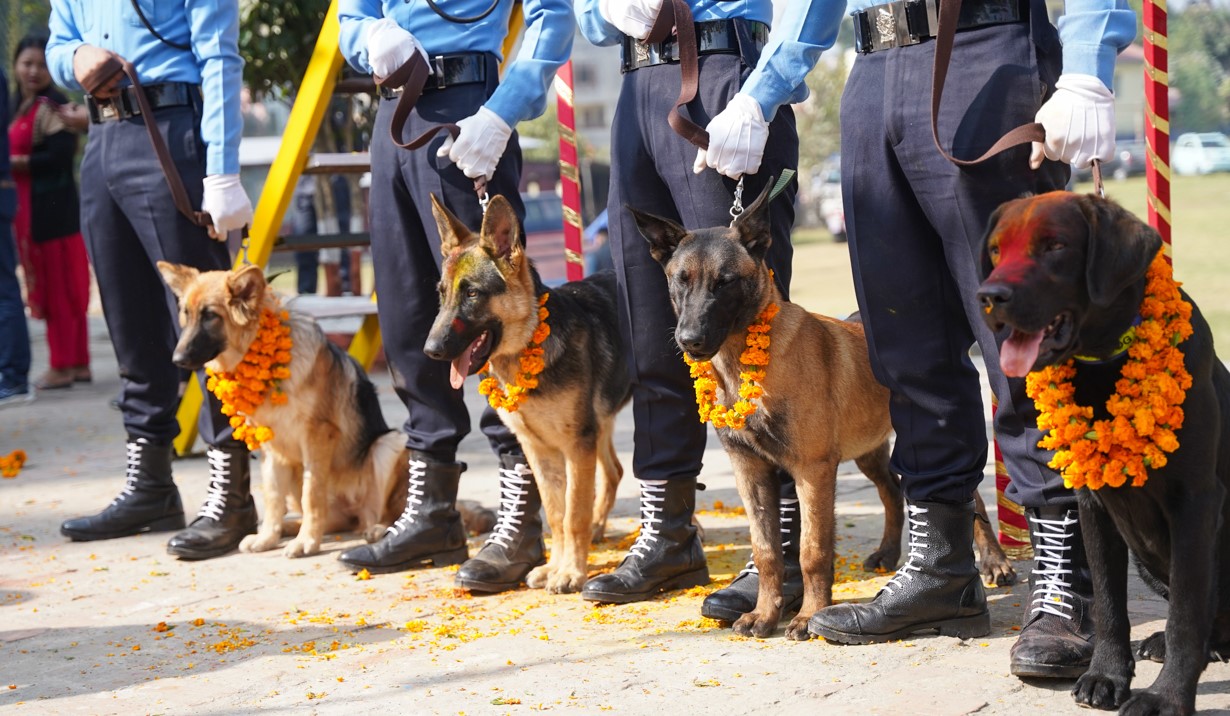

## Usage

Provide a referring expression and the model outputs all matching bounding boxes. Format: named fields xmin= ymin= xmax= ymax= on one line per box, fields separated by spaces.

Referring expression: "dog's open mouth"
xmin=450 ymin=331 xmax=492 ymax=389
xmin=1000 ymin=312 xmax=1073 ymax=377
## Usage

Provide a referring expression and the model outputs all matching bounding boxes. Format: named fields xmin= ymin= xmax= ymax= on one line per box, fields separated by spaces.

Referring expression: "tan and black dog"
xmin=158 ymin=262 xmax=409 ymax=558
xmin=423 ymin=194 xmax=630 ymax=594
xmin=978 ymin=191 xmax=1230 ymax=715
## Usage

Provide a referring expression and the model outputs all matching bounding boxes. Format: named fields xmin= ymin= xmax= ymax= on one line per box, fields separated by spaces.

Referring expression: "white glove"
xmin=598 ymin=0 xmax=664 ymax=40
xmin=201 ymin=174 xmax=253 ymax=239
xmin=693 ymin=93 xmax=771 ymax=179
xmin=367 ymin=17 xmax=427 ymax=80
xmin=1031 ymin=73 xmax=1116 ymax=170
xmin=437 ymin=107 xmax=513 ymax=180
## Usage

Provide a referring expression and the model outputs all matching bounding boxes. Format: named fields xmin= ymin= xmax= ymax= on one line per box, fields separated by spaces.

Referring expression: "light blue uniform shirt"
xmin=46 ymin=0 xmax=244 ymax=177
xmin=576 ymin=0 xmax=1135 ymax=120
xmin=338 ymin=0 xmax=574 ymax=129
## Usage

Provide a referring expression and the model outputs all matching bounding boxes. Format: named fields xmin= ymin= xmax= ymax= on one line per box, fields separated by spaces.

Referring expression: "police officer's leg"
xmin=808 ymin=46 xmax=992 ymax=644
xmin=60 ymin=120 xmax=188 ymax=541
xmin=580 ymin=65 xmax=711 ymax=604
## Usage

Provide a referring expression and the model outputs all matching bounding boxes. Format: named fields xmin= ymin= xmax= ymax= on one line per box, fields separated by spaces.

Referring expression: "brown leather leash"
xmin=83 ymin=53 xmax=214 ymax=229
xmin=646 ymin=0 xmax=710 ymax=151
xmin=377 ymin=54 xmax=489 ymax=204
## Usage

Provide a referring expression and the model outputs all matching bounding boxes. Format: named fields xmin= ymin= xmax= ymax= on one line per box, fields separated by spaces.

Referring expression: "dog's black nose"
xmin=677 ymin=330 xmax=707 ymax=357
xmin=423 ymin=342 xmax=446 ymax=361
xmin=976 ymin=283 xmax=1013 ymax=312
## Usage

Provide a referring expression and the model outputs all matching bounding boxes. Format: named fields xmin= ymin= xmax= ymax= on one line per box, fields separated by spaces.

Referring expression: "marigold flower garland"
xmin=1025 ymin=252 xmax=1193 ymax=490
xmin=1 ymin=449 xmax=27 ymax=478
xmin=684 ymin=302 xmax=779 ymax=430
xmin=205 ymin=307 xmax=293 ymax=451
xmin=478 ymin=294 xmax=550 ymax=413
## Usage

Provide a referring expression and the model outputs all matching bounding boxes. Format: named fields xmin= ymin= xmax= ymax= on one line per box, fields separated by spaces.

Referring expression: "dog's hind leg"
xmin=591 ymin=422 xmax=622 ymax=543
xmin=971 ymin=491 xmax=1017 ymax=586
xmin=854 ymin=441 xmax=903 ymax=572
xmin=526 ymin=448 xmax=566 ymax=590
xmin=549 ymin=447 xmax=598 ymax=594
xmin=786 ymin=456 xmax=840 ymax=642
xmin=728 ymin=449 xmax=784 ymax=639
xmin=240 ymin=452 xmax=292 ymax=553
xmin=359 ymin=434 xmax=406 ymax=543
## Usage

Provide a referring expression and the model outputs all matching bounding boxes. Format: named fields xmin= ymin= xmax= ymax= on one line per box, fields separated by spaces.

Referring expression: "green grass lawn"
xmin=791 ymin=173 xmax=1230 ymax=351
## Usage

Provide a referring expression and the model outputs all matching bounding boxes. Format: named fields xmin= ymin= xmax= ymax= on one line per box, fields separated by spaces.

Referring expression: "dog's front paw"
xmin=526 ymin=564 xmax=551 ymax=590
xmin=362 ymin=524 xmax=388 ymax=544
xmin=283 ymin=535 xmax=321 ymax=558
xmin=863 ymin=545 xmax=900 ymax=572
xmin=979 ymin=553 xmax=1018 ymax=587
xmin=1073 ymin=670 xmax=1131 ymax=711
xmin=546 ymin=567 xmax=587 ymax=595
xmin=1137 ymin=631 xmax=1167 ymax=663
xmin=1119 ymin=689 xmax=1189 ymax=716
xmin=733 ymin=610 xmax=779 ymax=639
xmin=240 ymin=533 xmax=281 ymax=553
xmin=784 ymin=614 xmax=814 ymax=642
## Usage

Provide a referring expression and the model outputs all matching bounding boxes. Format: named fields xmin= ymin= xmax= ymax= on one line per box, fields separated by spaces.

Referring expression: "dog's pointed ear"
xmin=225 ymin=264 xmax=267 ymax=326
xmin=630 ymin=205 xmax=688 ymax=266
xmin=732 ymin=178 xmax=774 ymax=260
xmin=980 ymin=203 xmax=1011 ymax=280
xmin=1080 ymin=194 xmax=1163 ymax=306
xmin=479 ymin=194 xmax=523 ymax=266
xmin=157 ymin=261 xmax=199 ymax=299
xmin=431 ymin=193 xmax=475 ymax=258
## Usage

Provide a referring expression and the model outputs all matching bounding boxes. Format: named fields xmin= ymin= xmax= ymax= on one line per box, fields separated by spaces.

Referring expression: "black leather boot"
xmin=338 ymin=451 xmax=469 ymax=574
xmin=581 ymin=477 xmax=709 ymax=604
xmin=1010 ymin=506 xmax=1094 ymax=678
xmin=702 ymin=494 xmax=803 ymax=622
xmin=455 ymin=455 xmax=545 ymax=593
xmin=808 ymin=499 xmax=989 ymax=644
xmin=166 ymin=445 xmax=258 ymax=560
xmin=60 ymin=438 xmax=185 ymax=541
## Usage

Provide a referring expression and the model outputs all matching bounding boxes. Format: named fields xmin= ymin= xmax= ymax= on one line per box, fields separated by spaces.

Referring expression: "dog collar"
xmin=1072 ymin=315 xmax=1142 ymax=364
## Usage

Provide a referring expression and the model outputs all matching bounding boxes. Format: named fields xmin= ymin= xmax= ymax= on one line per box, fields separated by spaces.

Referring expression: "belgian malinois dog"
xmin=634 ymin=182 xmax=1014 ymax=639
xmin=423 ymin=194 xmax=630 ymax=594
xmin=158 ymin=262 xmax=409 ymax=558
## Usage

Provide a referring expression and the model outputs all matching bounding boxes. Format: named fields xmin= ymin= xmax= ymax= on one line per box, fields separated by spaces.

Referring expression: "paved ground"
xmin=3 ymin=314 xmax=1230 ymax=716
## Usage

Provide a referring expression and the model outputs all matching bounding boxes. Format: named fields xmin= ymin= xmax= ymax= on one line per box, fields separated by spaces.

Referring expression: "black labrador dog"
xmin=977 ymin=191 xmax=1230 ymax=715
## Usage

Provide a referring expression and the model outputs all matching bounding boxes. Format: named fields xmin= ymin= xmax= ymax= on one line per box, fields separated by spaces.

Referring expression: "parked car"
xmin=1071 ymin=139 xmax=1149 ymax=182
xmin=814 ymin=156 xmax=845 ymax=242
xmin=1172 ymin=132 xmax=1230 ymax=175
xmin=521 ymin=192 xmax=568 ymax=286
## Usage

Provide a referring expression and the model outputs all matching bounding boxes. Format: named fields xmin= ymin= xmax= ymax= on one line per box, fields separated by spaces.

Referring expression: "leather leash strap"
xmin=646 ymin=0 xmax=710 ymax=150
xmin=930 ymin=0 xmax=1043 ymax=166
xmin=377 ymin=54 xmax=488 ymax=199
xmin=85 ymin=53 xmax=213 ymax=228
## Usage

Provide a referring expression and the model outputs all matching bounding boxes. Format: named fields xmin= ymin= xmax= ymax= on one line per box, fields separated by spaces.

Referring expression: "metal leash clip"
xmin=728 ymin=176 xmax=745 ymax=225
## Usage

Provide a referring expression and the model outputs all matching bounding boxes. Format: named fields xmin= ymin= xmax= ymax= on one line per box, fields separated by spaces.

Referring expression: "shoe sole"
xmin=167 ymin=540 xmax=246 ymax=560
xmin=1010 ymin=661 xmax=1090 ymax=679
xmin=60 ymin=514 xmax=186 ymax=542
xmin=700 ymin=594 xmax=804 ymax=624
xmin=454 ymin=576 xmax=522 ymax=593
xmin=808 ymin=611 xmax=991 ymax=645
xmin=581 ymin=566 xmax=710 ymax=604
xmin=340 ymin=545 xmax=470 ymax=575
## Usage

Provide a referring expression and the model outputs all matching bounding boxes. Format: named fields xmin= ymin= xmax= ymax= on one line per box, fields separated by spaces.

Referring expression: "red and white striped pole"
xmin=1142 ymin=0 xmax=1172 ymax=257
xmin=555 ymin=60 xmax=585 ymax=281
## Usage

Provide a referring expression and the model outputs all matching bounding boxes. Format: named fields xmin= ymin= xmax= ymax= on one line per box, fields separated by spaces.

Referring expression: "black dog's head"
xmin=976 ymin=191 xmax=1162 ymax=376
xmin=631 ymin=181 xmax=776 ymax=361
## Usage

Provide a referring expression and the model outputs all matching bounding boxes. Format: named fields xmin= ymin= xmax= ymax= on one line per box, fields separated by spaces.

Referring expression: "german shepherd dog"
xmin=423 ymin=194 xmax=630 ymax=594
xmin=978 ymin=192 xmax=1230 ymax=715
xmin=157 ymin=262 xmax=408 ymax=558
xmin=634 ymin=181 xmax=1016 ymax=640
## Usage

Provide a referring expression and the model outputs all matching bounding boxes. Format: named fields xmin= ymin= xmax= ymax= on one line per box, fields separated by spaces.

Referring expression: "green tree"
xmin=4 ymin=0 xmax=51 ymax=64
xmin=239 ymin=0 xmax=331 ymax=98
xmin=1168 ymin=2 xmax=1230 ymax=132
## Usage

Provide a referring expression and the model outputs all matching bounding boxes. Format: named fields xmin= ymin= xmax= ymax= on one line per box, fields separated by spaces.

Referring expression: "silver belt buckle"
xmin=432 ymin=55 xmax=447 ymax=89
xmin=99 ymin=101 xmax=118 ymax=121
xmin=925 ymin=0 xmax=940 ymax=35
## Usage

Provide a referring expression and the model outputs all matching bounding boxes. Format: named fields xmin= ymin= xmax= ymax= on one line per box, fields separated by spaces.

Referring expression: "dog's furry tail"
xmin=371 ymin=431 xmax=409 ymax=525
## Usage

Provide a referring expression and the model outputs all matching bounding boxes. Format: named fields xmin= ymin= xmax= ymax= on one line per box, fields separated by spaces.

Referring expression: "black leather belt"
xmin=86 ymin=82 xmax=198 ymax=123
xmin=853 ymin=0 xmax=1025 ymax=54
xmin=378 ymin=52 xmax=487 ymax=99
xmin=621 ymin=18 xmax=769 ymax=73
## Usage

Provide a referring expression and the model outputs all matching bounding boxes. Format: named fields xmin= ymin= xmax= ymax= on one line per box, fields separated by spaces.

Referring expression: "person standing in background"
xmin=0 ymin=64 xmax=33 ymax=409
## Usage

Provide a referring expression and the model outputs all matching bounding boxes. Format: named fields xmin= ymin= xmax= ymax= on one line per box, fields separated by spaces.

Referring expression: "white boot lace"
xmin=197 ymin=448 xmax=232 ymax=521
xmin=1029 ymin=512 xmax=1078 ymax=619
xmin=486 ymin=461 xmax=533 ymax=549
xmin=628 ymin=479 xmax=669 ymax=559
xmin=738 ymin=497 xmax=799 ymax=577
xmin=386 ymin=456 xmax=429 ymax=537
xmin=880 ymin=504 xmax=931 ymax=596
xmin=110 ymin=439 xmax=149 ymax=507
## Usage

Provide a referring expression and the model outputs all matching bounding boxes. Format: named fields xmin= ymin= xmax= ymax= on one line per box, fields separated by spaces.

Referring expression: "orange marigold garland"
xmin=478 ymin=293 xmax=549 ymax=413
xmin=205 ymin=307 xmax=293 ymax=451
xmin=1 ymin=449 xmax=27 ymax=478
xmin=684 ymin=302 xmax=779 ymax=430
xmin=1025 ymin=252 xmax=1193 ymax=490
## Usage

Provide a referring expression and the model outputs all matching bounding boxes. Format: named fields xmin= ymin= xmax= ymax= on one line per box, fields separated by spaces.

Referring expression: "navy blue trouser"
xmin=608 ymin=53 xmax=798 ymax=482
xmin=368 ymin=55 xmax=522 ymax=461
xmin=841 ymin=13 xmax=1072 ymax=509
xmin=0 ymin=190 xmax=30 ymax=390
xmin=79 ymin=100 xmax=237 ymax=448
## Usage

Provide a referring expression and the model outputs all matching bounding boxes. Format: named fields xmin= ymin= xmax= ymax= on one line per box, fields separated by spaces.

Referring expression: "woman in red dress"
xmin=8 ymin=35 xmax=91 ymax=390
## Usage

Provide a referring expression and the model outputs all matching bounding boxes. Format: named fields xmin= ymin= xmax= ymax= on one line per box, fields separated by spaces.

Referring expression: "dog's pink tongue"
xmin=1001 ymin=330 xmax=1045 ymax=377
xmin=450 ymin=334 xmax=485 ymax=389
